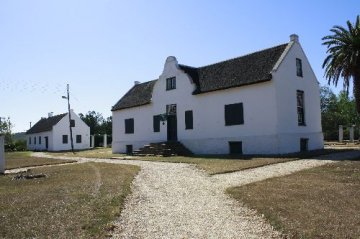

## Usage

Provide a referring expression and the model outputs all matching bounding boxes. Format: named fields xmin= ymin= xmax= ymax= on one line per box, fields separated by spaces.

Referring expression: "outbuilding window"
xmin=39 ymin=136 xmax=41 ymax=145
xmin=296 ymin=58 xmax=303 ymax=77
xmin=70 ymin=119 xmax=75 ymax=127
xmin=34 ymin=137 xmax=36 ymax=145
xmin=166 ymin=77 xmax=176 ymax=90
xmin=125 ymin=118 xmax=134 ymax=134
xmin=29 ymin=137 xmax=31 ymax=145
xmin=62 ymin=135 xmax=68 ymax=144
xmin=225 ymin=103 xmax=244 ymax=126
xmin=229 ymin=141 xmax=243 ymax=154
xmin=297 ymin=90 xmax=305 ymax=126
xmin=185 ymin=110 xmax=193 ymax=130
xmin=76 ymin=135 xmax=82 ymax=143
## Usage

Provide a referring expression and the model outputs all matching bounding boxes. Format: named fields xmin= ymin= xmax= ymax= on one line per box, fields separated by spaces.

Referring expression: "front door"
xmin=45 ymin=136 xmax=48 ymax=150
xmin=166 ymin=104 xmax=177 ymax=141
xmin=167 ymin=115 xmax=177 ymax=141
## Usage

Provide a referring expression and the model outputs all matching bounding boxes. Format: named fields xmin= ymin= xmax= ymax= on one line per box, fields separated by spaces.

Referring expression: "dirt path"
xmin=24 ymin=150 xmax=360 ymax=238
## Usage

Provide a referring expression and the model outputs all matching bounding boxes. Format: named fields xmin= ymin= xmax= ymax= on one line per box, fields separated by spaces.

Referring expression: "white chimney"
xmin=134 ymin=81 xmax=141 ymax=85
xmin=48 ymin=112 xmax=54 ymax=118
xmin=290 ymin=34 xmax=299 ymax=43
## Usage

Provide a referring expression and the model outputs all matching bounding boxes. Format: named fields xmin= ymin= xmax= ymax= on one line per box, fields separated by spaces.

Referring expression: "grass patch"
xmin=47 ymin=148 xmax=123 ymax=159
xmin=227 ymin=159 xmax=360 ymax=238
xmin=131 ymin=148 xmax=350 ymax=175
xmin=0 ymin=162 xmax=140 ymax=238
xmin=5 ymin=151 xmax=75 ymax=170
xmin=47 ymin=148 xmax=350 ymax=175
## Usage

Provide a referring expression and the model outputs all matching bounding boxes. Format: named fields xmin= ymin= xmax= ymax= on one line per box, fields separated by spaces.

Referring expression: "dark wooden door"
xmin=45 ymin=137 xmax=48 ymax=149
xmin=167 ymin=115 xmax=177 ymax=141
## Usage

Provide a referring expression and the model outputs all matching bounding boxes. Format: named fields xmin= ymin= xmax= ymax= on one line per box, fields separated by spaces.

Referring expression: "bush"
xmin=4 ymin=140 xmax=27 ymax=152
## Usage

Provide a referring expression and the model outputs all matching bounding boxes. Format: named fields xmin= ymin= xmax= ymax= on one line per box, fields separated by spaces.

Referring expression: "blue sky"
xmin=1 ymin=0 xmax=359 ymax=132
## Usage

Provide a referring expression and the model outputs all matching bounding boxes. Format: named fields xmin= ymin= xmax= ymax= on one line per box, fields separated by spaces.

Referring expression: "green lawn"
xmin=227 ymin=159 xmax=360 ymax=238
xmin=5 ymin=151 xmax=75 ymax=169
xmin=0 ymin=162 xmax=140 ymax=238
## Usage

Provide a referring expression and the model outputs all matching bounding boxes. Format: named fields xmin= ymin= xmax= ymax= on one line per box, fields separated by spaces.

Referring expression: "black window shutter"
xmin=153 ymin=115 xmax=160 ymax=132
xmin=225 ymin=103 xmax=244 ymax=126
xmin=125 ymin=118 xmax=134 ymax=134
xmin=185 ymin=110 xmax=193 ymax=129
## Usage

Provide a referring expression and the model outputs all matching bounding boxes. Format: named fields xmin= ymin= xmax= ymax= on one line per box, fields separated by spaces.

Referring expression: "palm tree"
xmin=322 ymin=15 xmax=360 ymax=113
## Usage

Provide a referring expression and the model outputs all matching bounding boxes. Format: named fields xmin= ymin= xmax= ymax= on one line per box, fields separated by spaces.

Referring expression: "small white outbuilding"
xmin=26 ymin=110 xmax=90 ymax=151
xmin=112 ymin=34 xmax=324 ymax=155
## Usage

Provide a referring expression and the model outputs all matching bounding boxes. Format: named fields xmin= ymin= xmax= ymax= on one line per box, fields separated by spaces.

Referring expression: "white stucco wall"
xmin=26 ymin=131 xmax=53 ymax=151
xmin=272 ymin=39 xmax=323 ymax=153
xmin=27 ymin=110 xmax=90 ymax=151
xmin=112 ymin=38 xmax=323 ymax=155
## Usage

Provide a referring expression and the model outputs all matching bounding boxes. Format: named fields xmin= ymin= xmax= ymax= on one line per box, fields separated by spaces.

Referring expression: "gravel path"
xmin=21 ymin=150 xmax=360 ymax=238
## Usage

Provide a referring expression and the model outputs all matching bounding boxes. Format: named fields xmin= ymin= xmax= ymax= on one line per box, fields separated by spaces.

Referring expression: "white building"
xmin=112 ymin=34 xmax=323 ymax=155
xmin=26 ymin=110 xmax=90 ymax=151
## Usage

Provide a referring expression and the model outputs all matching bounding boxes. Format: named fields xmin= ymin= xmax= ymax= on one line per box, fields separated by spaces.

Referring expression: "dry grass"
xmin=5 ymin=151 xmax=75 ymax=169
xmin=0 ymin=162 xmax=140 ymax=238
xmin=48 ymin=148 xmax=351 ymax=175
xmin=227 ymin=159 xmax=360 ymax=238
xmin=47 ymin=147 xmax=123 ymax=159
xmin=139 ymin=156 xmax=294 ymax=175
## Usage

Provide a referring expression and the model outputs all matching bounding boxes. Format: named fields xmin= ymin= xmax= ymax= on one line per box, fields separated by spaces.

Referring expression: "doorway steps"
xmin=133 ymin=141 xmax=193 ymax=157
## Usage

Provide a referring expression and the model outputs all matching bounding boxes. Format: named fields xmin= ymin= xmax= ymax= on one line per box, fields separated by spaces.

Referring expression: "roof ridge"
xmin=197 ymin=43 xmax=288 ymax=69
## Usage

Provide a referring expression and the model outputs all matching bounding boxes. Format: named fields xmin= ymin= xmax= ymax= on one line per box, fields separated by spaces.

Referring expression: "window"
xmin=225 ymin=103 xmax=244 ymax=126
xmin=76 ymin=135 xmax=82 ymax=143
xmin=297 ymin=90 xmax=305 ymax=126
xmin=166 ymin=77 xmax=176 ymax=90
xmin=296 ymin=58 xmax=303 ymax=77
xmin=153 ymin=115 xmax=161 ymax=132
xmin=70 ymin=119 xmax=75 ymax=127
xmin=185 ymin=110 xmax=193 ymax=130
xmin=39 ymin=136 xmax=41 ymax=145
xmin=34 ymin=137 xmax=36 ymax=145
xmin=29 ymin=137 xmax=31 ymax=144
xmin=229 ymin=141 xmax=243 ymax=154
xmin=62 ymin=135 xmax=68 ymax=144
xmin=125 ymin=118 xmax=134 ymax=134
xmin=300 ymin=138 xmax=308 ymax=152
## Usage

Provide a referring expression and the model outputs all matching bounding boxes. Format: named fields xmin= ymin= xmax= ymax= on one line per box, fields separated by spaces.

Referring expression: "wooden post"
xmin=0 ymin=135 xmax=5 ymax=174
xmin=103 ymin=134 xmax=107 ymax=148
xmin=339 ymin=125 xmax=343 ymax=142
xmin=90 ymin=135 xmax=95 ymax=148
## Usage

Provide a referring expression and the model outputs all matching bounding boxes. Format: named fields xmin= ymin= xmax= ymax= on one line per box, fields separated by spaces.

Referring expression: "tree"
xmin=322 ymin=15 xmax=360 ymax=113
xmin=320 ymin=86 xmax=360 ymax=140
xmin=79 ymin=111 xmax=112 ymax=135
xmin=0 ymin=117 xmax=13 ymax=144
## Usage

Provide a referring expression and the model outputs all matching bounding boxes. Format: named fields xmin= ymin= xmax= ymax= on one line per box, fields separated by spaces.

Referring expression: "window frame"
xmin=166 ymin=77 xmax=176 ymax=90
xmin=297 ymin=90 xmax=306 ymax=126
xmin=225 ymin=103 xmax=244 ymax=126
xmin=76 ymin=135 xmax=82 ymax=143
xmin=62 ymin=135 xmax=68 ymax=144
xmin=125 ymin=118 xmax=134 ymax=134
xmin=296 ymin=58 xmax=303 ymax=77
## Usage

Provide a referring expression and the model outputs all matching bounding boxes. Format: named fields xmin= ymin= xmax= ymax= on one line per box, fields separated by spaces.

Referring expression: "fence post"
xmin=103 ymin=134 xmax=107 ymax=148
xmin=0 ymin=135 xmax=5 ymax=174
xmin=350 ymin=125 xmax=355 ymax=143
xmin=339 ymin=125 xmax=343 ymax=142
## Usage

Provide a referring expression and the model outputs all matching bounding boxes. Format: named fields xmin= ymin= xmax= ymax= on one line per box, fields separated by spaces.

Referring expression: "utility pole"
xmin=63 ymin=84 xmax=74 ymax=153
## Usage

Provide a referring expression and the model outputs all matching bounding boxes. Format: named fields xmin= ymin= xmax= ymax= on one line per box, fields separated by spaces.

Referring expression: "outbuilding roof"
xmin=112 ymin=43 xmax=288 ymax=111
xmin=26 ymin=113 xmax=67 ymax=134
